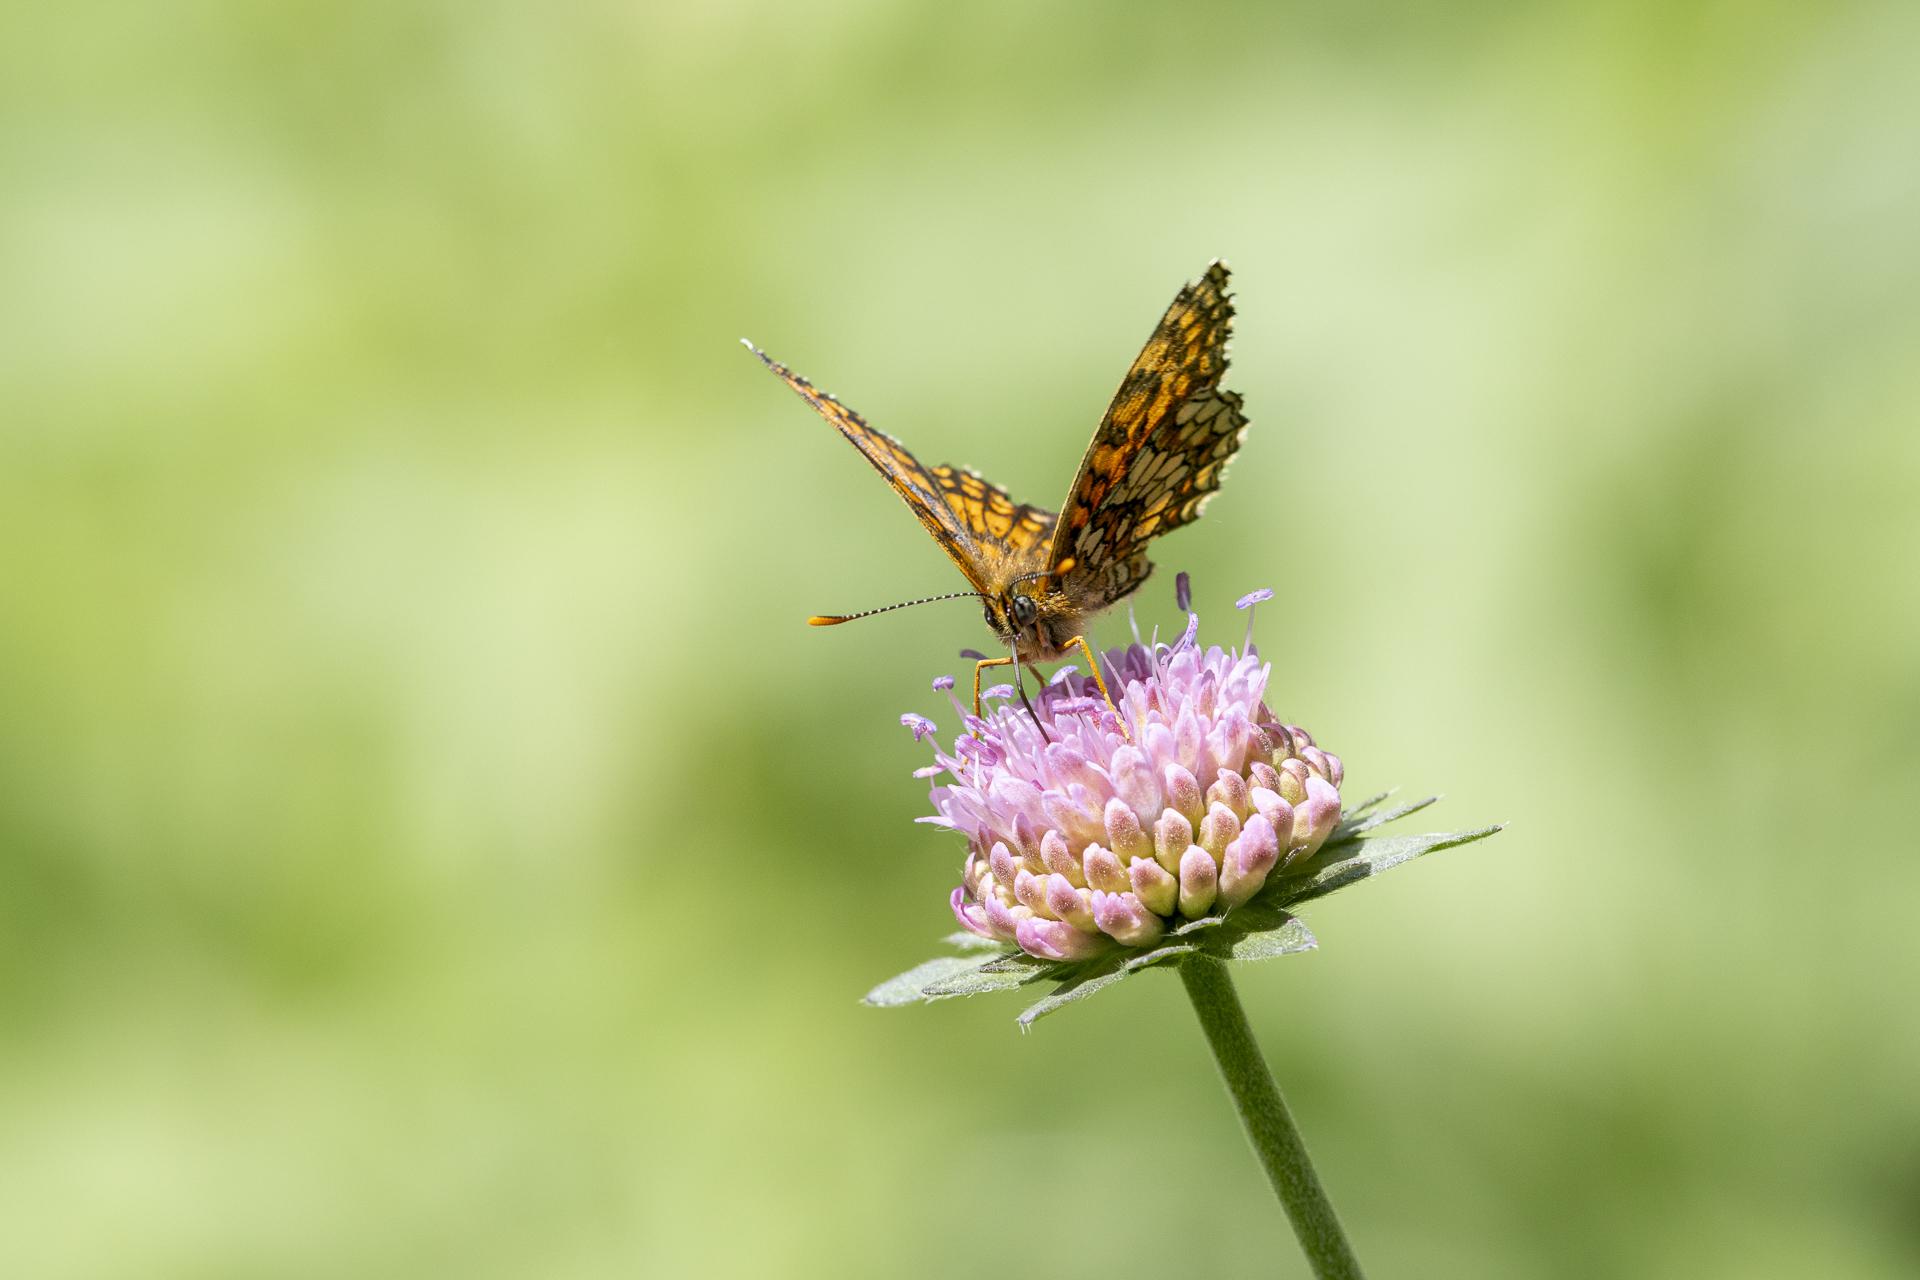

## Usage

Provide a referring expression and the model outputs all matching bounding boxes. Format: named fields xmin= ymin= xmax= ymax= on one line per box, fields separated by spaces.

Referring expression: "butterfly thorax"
xmin=984 ymin=582 xmax=1087 ymax=664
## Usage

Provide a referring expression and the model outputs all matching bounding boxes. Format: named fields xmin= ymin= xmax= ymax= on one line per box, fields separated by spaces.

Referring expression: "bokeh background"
xmin=4 ymin=2 xmax=1918 ymax=1276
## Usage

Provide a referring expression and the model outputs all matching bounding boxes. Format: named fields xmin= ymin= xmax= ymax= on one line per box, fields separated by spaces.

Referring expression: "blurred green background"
xmin=4 ymin=1 xmax=1918 ymax=1276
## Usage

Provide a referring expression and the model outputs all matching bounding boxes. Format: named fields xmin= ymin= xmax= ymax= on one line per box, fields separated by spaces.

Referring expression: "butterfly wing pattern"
xmin=1048 ymin=259 xmax=1247 ymax=614
xmin=927 ymin=465 xmax=1056 ymax=576
xmin=745 ymin=344 xmax=1018 ymax=597
xmin=749 ymin=259 xmax=1247 ymax=701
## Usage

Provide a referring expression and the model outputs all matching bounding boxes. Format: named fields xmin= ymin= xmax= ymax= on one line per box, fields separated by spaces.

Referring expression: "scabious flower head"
xmin=910 ymin=594 xmax=1344 ymax=961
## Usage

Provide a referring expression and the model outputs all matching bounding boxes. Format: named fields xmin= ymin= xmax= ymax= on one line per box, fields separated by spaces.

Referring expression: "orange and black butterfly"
xmin=746 ymin=260 xmax=1248 ymax=720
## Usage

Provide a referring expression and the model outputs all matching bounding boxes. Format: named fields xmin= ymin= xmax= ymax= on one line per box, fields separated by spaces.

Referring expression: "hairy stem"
xmin=1179 ymin=956 xmax=1365 ymax=1280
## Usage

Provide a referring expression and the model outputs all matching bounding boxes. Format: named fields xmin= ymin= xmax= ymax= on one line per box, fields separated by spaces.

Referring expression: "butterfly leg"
xmin=972 ymin=656 xmax=1054 ymax=742
xmin=1065 ymin=635 xmax=1130 ymax=740
xmin=971 ymin=656 xmax=1015 ymax=720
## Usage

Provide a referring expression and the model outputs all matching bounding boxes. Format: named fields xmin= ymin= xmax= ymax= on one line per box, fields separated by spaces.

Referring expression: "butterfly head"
xmin=985 ymin=575 xmax=1079 ymax=663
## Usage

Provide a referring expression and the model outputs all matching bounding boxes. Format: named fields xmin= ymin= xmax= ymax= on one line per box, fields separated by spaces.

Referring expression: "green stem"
xmin=1179 ymin=956 xmax=1365 ymax=1280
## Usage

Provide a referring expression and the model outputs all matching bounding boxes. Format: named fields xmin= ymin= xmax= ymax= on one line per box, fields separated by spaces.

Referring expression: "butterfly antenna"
xmin=808 ymin=591 xmax=984 ymax=627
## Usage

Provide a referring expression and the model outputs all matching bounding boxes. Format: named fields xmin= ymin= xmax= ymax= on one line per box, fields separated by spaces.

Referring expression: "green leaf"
xmin=942 ymin=931 xmax=1008 ymax=953
xmin=921 ymin=954 xmax=1060 ymax=997
xmin=1266 ymin=825 xmax=1504 ymax=909
xmin=1015 ymin=954 xmax=1128 ymax=1028
xmin=1338 ymin=790 xmax=1395 ymax=822
xmin=1124 ymin=941 xmax=1200 ymax=971
xmin=1335 ymin=794 xmax=1437 ymax=839
xmin=864 ymin=954 xmax=998 ymax=1007
xmin=976 ymin=952 xmax=1060 ymax=975
xmin=1013 ymin=943 xmax=1200 ymax=1029
xmin=1204 ymin=910 xmax=1318 ymax=961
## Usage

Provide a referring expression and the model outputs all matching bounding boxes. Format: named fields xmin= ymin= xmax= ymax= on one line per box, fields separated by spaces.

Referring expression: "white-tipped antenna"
xmin=808 ymin=591 xmax=984 ymax=627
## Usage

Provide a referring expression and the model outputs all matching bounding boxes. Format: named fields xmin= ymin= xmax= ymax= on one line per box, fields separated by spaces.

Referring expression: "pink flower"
xmin=914 ymin=596 xmax=1344 ymax=959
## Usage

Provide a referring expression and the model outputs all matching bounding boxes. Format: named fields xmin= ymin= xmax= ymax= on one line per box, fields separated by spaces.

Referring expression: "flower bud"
xmin=1178 ymin=845 xmax=1219 ymax=918
xmin=1277 ymin=758 xmax=1310 ymax=805
xmin=1219 ymin=813 xmax=1281 ymax=909
xmin=1043 ymin=790 xmax=1103 ymax=849
xmin=1290 ymin=774 xmax=1342 ymax=861
xmin=1163 ymin=763 xmax=1205 ymax=826
xmin=1206 ymin=708 xmax=1253 ymax=778
xmin=1008 ymin=812 xmax=1039 ymax=862
xmin=1300 ymin=746 xmax=1334 ymax=784
xmin=989 ymin=841 xmax=1019 ymax=892
xmin=1103 ymin=796 xmax=1153 ymax=863
xmin=1014 ymin=868 xmax=1051 ymax=917
xmin=1249 ymin=787 xmax=1295 ymax=845
xmin=1153 ymin=808 xmax=1194 ymax=874
xmin=1172 ymin=712 xmax=1206 ymax=781
xmin=1107 ymin=744 xmax=1161 ymax=820
xmin=1017 ymin=917 xmax=1108 ymax=962
xmin=1142 ymin=721 xmax=1176 ymax=770
xmin=1045 ymin=874 xmax=1095 ymax=931
xmin=1199 ymin=802 xmax=1241 ymax=860
xmin=983 ymin=893 xmax=1025 ymax=939
xmin=1040 ymin=828 xmax=1080 ymax=882
xmin=1207 ymin=767 xmax=1251 ymax=818
xmin=1129 ymin=856 xmax=1178 ymax=917
xmin=950 ymin=886 xmax=997 ymax=939
xmin=1083 ymin=844 xmax=1130 ymax=894
xmin=1091 ymin=891 xmax=1166 ymax=946
xmin=961 ymin=851 xmax=984 ymax=894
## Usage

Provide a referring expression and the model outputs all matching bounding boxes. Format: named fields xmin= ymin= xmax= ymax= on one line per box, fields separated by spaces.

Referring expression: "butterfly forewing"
xmin=748 ymin=343 xmax=1055 ymax=597
xmin=1048 ymin=261 xmax=1247 ymax=609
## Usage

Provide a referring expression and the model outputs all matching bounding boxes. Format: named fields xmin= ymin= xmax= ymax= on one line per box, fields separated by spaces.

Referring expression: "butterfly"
xmin=746 ymin=260 xmax=1248 ymax=725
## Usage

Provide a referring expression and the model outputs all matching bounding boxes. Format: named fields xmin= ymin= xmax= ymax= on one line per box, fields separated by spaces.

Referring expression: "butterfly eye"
xmin=1010 ymin=594 xmax=1037 ymax=627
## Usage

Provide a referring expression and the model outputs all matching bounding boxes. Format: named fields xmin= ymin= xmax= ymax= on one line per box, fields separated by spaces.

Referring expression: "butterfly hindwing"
xmin=928 ymin=465 xmax=1055 ymax=572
